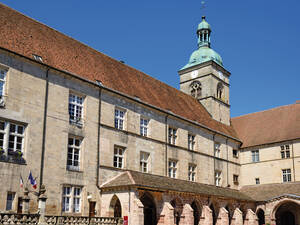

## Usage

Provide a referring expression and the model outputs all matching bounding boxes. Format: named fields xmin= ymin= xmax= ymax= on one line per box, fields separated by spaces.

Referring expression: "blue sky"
xmin=2 ymin=0 xmax=299 ymax=117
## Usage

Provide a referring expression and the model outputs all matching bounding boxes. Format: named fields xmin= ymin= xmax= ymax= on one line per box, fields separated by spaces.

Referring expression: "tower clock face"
xmin=191 ymin=70 xmax=198 ymax=78
xmin=218 ymin=71 xmax=224 ymax=80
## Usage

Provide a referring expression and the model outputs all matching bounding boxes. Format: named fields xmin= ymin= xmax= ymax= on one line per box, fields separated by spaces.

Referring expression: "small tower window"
xmin=190 ymin=81 xmax=202 ymax=99
xmin=217 ymin=82 xmax=223 ymax=99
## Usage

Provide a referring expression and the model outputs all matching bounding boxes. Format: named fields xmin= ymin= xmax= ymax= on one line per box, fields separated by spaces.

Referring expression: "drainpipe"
xmin=165 ymin=115 xmax=169 ymax=176
xmin=96 ymin=88 xmax=102 ymax=189
xmin=226 ymin=138 xmax=229 ymax=187
xmin=213 ymin=134 xmax=216 ymax=185
xmin=39 ymin=68 xmax=50 ymax=190
xmin=291 ymin=141 xmax=296 ymax=181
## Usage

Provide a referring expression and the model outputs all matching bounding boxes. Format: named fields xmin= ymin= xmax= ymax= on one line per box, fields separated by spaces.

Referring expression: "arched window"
xmin=190 ymin=81 xmax=202 ymax=99
xmin=217 ymin=82 xmax=223 ymax=99
xmin=109 ymin=195 xmax=122 ymax=218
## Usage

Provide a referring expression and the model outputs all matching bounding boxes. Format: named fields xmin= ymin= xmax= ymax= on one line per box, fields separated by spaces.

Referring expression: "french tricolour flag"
xmin=28 ymin=171 xmax=37 ymax=189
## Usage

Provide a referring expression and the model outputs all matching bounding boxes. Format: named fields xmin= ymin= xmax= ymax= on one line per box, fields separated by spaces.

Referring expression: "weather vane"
xmin=201 ymin=1 xmax=206 ymax=16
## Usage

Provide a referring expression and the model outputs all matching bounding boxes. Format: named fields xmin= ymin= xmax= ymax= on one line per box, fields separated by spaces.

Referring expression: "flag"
xmin=20 ymin=175 xmax=23 ymax=188
xmin=28 ymin=171 xmax=37 ymax=189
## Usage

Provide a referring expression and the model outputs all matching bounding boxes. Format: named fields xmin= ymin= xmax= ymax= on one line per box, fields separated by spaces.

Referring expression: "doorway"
xmin=140 ymin=193 xmax=157 ymax=225
xmin=89 ymin=202 xmax=96 ymax=217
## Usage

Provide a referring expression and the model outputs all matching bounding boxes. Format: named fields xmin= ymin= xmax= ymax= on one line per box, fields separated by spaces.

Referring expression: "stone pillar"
xmin=132 ymin=199 xmax=144 ymax=225
xmin=22 ymin=188 xmax=30 ymax=214
xmin=230 ymin=208 xmax=243 ymax=225
xmin=179 ymin=204 xmax=194 ymax=225
xmin=38 ymin=185 xmax=47 ymax=225
xmin=157 ymin=202 xmax=174 ymax=225
xmin=216 ymin=207 xmax=229 ymax=225
xmin=244 ymin=209 xmax=258 ymax=225
xmin=199 ymin=205 xmax=212 ymax=225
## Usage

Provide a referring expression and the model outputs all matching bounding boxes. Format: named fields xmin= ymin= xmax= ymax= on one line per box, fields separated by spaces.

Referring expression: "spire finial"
xmin=201 ymin=0 xmax=206 ymax=17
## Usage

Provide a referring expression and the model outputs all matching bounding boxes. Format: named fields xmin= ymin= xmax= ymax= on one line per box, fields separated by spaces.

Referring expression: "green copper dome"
xmin=180 ymin=16 xmax=223 ymax=70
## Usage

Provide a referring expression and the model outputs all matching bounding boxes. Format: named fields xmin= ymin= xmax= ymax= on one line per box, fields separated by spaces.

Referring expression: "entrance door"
xmin=17 ymin=197 xmax=23 ymax=213
xmin=279 ymin=211 xmax=295 ymax=225
xmin=89 ymin=202 xmax=96 ymax=217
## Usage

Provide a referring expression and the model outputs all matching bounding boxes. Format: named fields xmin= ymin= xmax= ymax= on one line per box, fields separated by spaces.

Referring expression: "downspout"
xmin=96 ymin=88 xmax=102 ymax=189
xmin=226 ymin=138 xmax=229 ymax=187
xmin=165 ymin=115 xmax=169 ymax=176
xmin=291 ymin=141 xmax=296 ymax=181
xmin=39 ymin=68 xmax=50 ymax=190
xmin=213 ymin=134 xmax=216 ymax=185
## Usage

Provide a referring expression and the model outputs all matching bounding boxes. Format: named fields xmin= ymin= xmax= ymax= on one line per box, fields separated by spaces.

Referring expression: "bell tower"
xmin=178 ymin=16 xmax=231 ymax=125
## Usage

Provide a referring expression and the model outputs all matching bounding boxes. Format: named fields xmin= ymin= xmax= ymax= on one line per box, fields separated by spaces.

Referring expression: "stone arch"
xmin=190 ymin=81 xmax=202 ymax=99
xmin=140 ymin=192 xmax=157 ymax=225
xmin=217 ymin=82 xmax=223 ymax=99
xmin=256 ymin=208 xmax=265 ymax=225
xmin=271 ymin=199 xmax=300 ymax=225
xmin=209 ymin=203 xmax=217 ymax=225
xmin=108 ymin=195 xmax=122 ymax=218
xmin=170 ymin=197 xmax=183 ymax=225
xmin=191 ymin=200 xmax=202 ymax=225
xmin=225 ymin=204 xmax=234 ymax=224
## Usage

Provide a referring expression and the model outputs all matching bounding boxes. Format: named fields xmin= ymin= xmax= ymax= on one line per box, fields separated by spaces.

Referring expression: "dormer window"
xmin=190 ymin=81 xmax=202 ymax=99
xmin=217 ymin=82 xmax=223 ymax=99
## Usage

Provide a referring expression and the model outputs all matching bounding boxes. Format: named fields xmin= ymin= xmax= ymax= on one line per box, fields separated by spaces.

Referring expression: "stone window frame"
xmin=68 ymin=93 xmax=84 ymax=127
xmin=255 ymin=178 xmax=260 ymax=185
xmin=6 ymin=192 xmax=15 ymax=211
xmin=215 ymin=170 xmax=222 ymax=186
xmin=168 ymin=127 xmax=177 ymax=145
xmin=232 ymin=149 xmax=238 ymax=158
xmin=214 ymin=142 xmax=221 ymax=158
xmin=280 ymin=145 xmax=290 ymax=159
xmin=62 ymin=186 xmax=82 ymax=213
xmin=140 ymin=151 xmax=150 ymax=173
xmin=188 ymin=164 xmax=196 ymax=182
xmin=251 ymin=150 xmax=259 ymax=162
xmin=168 ymin=159 xmax=177 ymax=178
xmin=216 ymin=82 xmax=224 ymax=99
xmin=0 ymin=67 xmax=7 ymax=98
xmin=67 ymin=136 xmax=82 ymax=171
xmin=282 ymin=168 xmax=292 ymax=183
xmin=190 ymin=80 xmax=202 ymax=99
xmin=188 ymin=133 xmax=195 ymax=151
xmin=113 ymin=146 xmax=125 ymax=169
xmin=114 ymin=108 xmax=126 ymax=130
xmin=140 ymin=117 xmax=149 ymax=137
xmin=233 ymin=174 xmax=239 ymax=184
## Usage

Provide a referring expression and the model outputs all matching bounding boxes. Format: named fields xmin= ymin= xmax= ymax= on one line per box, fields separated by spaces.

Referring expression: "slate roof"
xmin=0 ymin=3 xmax=239 ymax=140
xmin=101 ymin=171 xmax=253 ymax=201
xmin=232 ymin=102 xmax=300 ymax=148
xmin=240 ymin=182 xmax=300 ymax=202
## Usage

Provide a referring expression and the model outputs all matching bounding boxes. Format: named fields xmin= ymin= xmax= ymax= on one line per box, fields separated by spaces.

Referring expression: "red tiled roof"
xmin=232 ymin=102 xmax=300 ymax=148
xmin=0 ymin=4 xmax=238 ymax=139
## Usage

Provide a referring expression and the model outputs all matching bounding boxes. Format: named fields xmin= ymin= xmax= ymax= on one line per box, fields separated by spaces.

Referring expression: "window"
xmin=280 ymin=145 xmax=290 ymax=159
xmin=214 ymin=142 xmax=221 ymax=158
xmin=114 ymin=109 xmax=125 ymax=130
xmin=255 ymin=178 xmax=260 ymax=185
xmin=62 ymin=186 xmax=82 ymax=213
xmin=233 ymin=175 xmax=239 ymax=184
xmin=251 ymin=150 xmax=259 ymax=162
xmin=67 ymin=137 xmax=81 ymax=171
xmin=140 ymin=118 xmax=149 ymax=137
xmin=69 ymin=94 xmax=83 ymax=126
xmin=8 ymin=124 xmax=24 ymax=152
xmin=114 ymin=146 xmax=125 ymax=169
xmin=190 ymin=81 xmax=202 ymax=99
xmin=6 ymin=192 xmax=15 ymax=211
xmin=168 ymin=160 xmax=177 ymax=178
xmin=188 ymin=134 xmax=195 ymax=151
xmin=140 ymin=152 xmax=149 ymax=173
xmin=0 ymin=68 xmax=7 ymax=98
xmin=282 ymin=169 xmax=291 ymax=183
xmin=232 ymin=149 xmax=238 ymax=158
xmin=188 ymin=164 xmax=196 ymax=182
xmin=216 ymin=82 xmax=223 ymax=99
xmin=168 ymin=128 xmax=177 ymax=145
xmin=215 ymin=171 xmax=221 ymax=186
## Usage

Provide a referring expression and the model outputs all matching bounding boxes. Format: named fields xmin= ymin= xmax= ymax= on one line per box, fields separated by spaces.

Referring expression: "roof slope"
xmin=232 ymin=102 xmax=300 ymax=148
xmin=101 ymin=171 xmax=253 ymax=201
xmin=0 ymin=4 xmax=238 ymax=139
xmin=241 ymin=182 xmax=300 ymax=201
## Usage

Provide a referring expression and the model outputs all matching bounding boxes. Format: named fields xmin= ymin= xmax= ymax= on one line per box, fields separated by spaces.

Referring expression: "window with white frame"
xmin=114 ymin=109 xmax=125 ymax=130
xmin=188 ymin=134 xmax=195 ymax=151
xmin=140 ymin=152 xmax=149 ymax=173
xmin=62 ymin=186 xmax=82 ymax=213
xmin=168 ymin=160 xmax=177 ymax=178
xmin=251 ymin=150 xmax=259 ymax=162
xmin=0 ymin=68 xmax=7 ymax=98
xmin=0 ymin=121 xmax=25 ymax=154
xmin=6 ymin=192 xmax=15 ymax=211
xmin=280 ymin=145 xmax=290 ymax=159
xmin=214 ymin=142 xmax=221 ymax=158
xmin=69 ymin=94 xmax=84 ymax=125
xmin=114 ymin=146 xmax=125 ymax=168
xmin=140 ymin=118 xmax=149 ymax=137
xmin=282 ymin=169 xmax=291 ymax=183
xmin=67 ymin=137 xmax=81 ymax=171
xmin=168 ymin=127 xmax=177 ymax=145
xmin=215 ymin=171 xmax=221 ymax=186
xmin=188 ymin=164 xmax=196 ymax=182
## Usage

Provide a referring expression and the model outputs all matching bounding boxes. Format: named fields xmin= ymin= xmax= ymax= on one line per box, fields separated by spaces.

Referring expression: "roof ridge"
xmin=126 ymin=171 xmax=136 ymax=185
xmin=100 ymin=171 xmax=127 ymax=188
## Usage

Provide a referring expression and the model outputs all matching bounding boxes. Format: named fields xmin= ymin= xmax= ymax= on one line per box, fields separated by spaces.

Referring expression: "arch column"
xmin=244 ymin=209 xmax=258 ymax=225
xmin=157 ymin=202 xmax=174 ymax=225
xmin=199 ymin=205 xmax=213 ymax=225
xmin=179 ymin=204 xmax=194 ymax=225
xmin=230 ymin=208 xmax=243 ymax=225
xmin=216 ymin=207 xmax=229 ymax=225
xmin=132 ymin=198 xmax=144 ymax=225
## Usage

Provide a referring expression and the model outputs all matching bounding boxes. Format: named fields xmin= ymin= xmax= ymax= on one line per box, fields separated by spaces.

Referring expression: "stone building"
xmin=0 ymin=4 xmax=299 ymax=225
